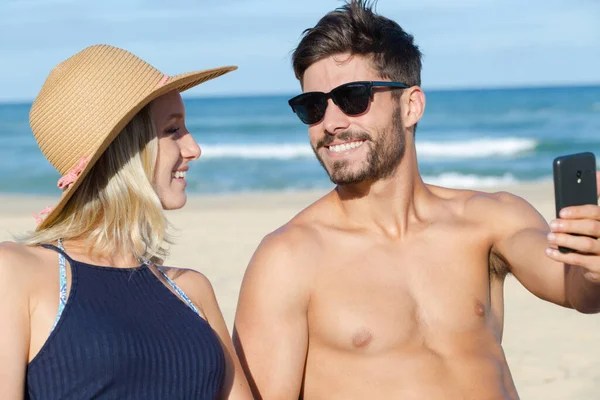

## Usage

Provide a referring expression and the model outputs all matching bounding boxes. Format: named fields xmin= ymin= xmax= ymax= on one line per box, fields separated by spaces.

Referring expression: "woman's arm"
xmin=0 ymin=243 xmax=31 ymax=400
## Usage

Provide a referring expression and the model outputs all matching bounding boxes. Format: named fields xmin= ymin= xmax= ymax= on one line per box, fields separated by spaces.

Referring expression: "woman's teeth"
xmin=329 ymin=141 xmax=364 ymax=153
xmin=172 ymin=171 xmax=186 ymax=179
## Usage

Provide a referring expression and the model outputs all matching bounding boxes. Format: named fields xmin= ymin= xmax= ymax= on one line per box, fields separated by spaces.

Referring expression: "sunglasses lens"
xmin=289 ymin=83 xmax=373 ymax=124
xmin=333 ymin=83 xmax=371 ymax=115
xmin=290 ymin=93 xmax=328 ymax=125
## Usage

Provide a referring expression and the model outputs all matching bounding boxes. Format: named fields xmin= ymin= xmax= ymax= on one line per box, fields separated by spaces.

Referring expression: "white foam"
xmin=201 ymin=144 xmax=312 ymax=159
xmin=423 ymin=172 xmax=520 ymax=188
xmin=200 ymin=137 xmax=537 ymax=160
xmin=417 ymin=138 xmax=537 ymax=158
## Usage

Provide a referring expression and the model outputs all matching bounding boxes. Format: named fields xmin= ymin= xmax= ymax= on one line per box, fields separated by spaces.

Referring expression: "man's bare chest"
xmin=306 ymin=232 xmax=502 ymax=353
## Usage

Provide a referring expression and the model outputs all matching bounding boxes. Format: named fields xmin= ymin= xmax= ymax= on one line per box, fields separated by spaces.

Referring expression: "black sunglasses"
xmin=288 ymin=81 xmax=410 ymax=125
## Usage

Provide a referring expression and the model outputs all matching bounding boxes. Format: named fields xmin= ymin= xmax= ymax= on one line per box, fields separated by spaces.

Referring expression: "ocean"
xmin=1 ymin=85 xmax=599 ymax=196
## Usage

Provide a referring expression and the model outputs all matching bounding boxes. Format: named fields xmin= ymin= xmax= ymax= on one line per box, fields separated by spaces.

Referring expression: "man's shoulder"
xmin=245 ymin=197 xmax=330 ymax=284
xmin=463 ymin=189 xmax=535 ymax=216
xmin=257 ymin=219 xmax=321 ymax=265
xmin=453 ymin=188 xmax=547 ymax=235
xmin=263 ymin=191 xmax=333 ymax=252
xmin=429 ymin=184 xmax=541 ymax=225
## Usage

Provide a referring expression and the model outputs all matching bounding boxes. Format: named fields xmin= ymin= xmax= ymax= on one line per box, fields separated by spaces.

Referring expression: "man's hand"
xmin=546 ymin=171 xmax=600 ymax=283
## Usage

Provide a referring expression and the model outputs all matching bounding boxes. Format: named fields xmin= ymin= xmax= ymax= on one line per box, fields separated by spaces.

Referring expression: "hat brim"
xmin=35 ymin=65 xmax=237 ymax=231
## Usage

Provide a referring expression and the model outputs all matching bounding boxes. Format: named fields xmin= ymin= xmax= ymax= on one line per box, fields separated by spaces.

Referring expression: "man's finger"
xmin=547 ymin=232 xmax=600 ymax=255
xmin=545 ymin=247 xmax=600 ymax=273
xmin=550 ymin=219 xmax=600 ymax=237
xmin=559 ymin=204 xmax=600 ymax=219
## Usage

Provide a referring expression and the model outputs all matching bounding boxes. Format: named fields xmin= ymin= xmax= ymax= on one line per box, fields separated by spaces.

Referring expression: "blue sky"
xmin=0 ymin=0 xmax=598 ymax=102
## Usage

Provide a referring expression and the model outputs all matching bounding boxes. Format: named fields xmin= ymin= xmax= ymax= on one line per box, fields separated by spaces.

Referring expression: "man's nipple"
xmin=352 ymin=328 xmax=374 ymax=348
xmin=475 ymin=300 xmax=486 ymax=318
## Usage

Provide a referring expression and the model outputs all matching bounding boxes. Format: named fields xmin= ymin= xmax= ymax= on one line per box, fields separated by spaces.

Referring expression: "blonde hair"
xmin=20 ymin=105 xmax=171 ymax=264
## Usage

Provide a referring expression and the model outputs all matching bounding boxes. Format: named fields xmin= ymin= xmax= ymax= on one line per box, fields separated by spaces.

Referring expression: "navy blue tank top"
xmin=26 ymin=244 xmax=226 ymax=399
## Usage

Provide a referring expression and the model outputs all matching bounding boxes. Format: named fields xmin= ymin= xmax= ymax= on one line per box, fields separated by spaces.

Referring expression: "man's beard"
xmin=312 ymin=110 xmax=406 ymax=185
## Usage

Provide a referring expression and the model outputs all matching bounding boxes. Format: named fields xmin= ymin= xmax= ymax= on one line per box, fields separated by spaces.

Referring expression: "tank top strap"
xmin=40 ymin=239 xmax=74 ymax=264
xmin=40 ymin=240 xmax=69 ymax=331
xmin=156 ymin=267 xmax=201 ymax=316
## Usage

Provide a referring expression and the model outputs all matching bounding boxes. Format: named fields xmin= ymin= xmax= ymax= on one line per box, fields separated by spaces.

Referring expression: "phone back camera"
xmin=576 ymin=170 xmax=582 ymax=178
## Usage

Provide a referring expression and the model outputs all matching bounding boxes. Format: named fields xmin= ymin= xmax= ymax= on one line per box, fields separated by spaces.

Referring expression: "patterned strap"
xmin=51 ymin=239 xmax=68 ymax=331
xmin=156 ymin=267 xmax=200 ymax=316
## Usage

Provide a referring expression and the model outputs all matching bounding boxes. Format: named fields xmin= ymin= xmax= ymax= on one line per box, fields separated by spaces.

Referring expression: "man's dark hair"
xmin=292 ymin=0 xmax=422 ymax=88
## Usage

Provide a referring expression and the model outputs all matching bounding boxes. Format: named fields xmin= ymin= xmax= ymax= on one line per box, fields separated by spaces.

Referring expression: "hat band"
xmin=156 ymin=74 xmax=169 ymax=89
xmin=32 ymin=155 xmax=89 ymax=224
xmin=33 ymin=206 xmax=53 ymax=224
xmin=57 ymin=156 xmax=90 ymax=190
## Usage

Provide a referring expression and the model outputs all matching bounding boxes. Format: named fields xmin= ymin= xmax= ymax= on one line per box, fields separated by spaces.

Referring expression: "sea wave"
xmin=201 ymin=144 xmax=312 ymax=159
xmin=200 ymin=137 xmax=538 ymax=160
xmin=423 ymin=172 xmax=521 ymax=188
xmin=417 ymin=138 xmax=537 ymax=158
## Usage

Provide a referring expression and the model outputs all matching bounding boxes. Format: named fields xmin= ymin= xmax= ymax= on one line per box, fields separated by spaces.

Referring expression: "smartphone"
xmin=553 ymin=152 xmax=598 ymax=253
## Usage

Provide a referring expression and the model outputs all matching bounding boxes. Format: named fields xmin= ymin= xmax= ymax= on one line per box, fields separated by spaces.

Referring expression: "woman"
xmin=0 ymin=44 xmax=252 ymax=399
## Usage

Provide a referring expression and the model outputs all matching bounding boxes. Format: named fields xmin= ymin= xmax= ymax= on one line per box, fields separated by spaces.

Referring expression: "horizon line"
xmin=1 ymin=81 xmax=599 ymax=106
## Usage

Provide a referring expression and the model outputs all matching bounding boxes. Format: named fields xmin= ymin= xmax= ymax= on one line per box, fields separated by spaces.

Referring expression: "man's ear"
xmin=402 ymin=86 xmax=425 ymax=132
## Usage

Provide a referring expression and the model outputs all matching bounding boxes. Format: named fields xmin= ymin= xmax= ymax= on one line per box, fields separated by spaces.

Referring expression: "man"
xmin=233 ymin=1 xmax=600 ymax=399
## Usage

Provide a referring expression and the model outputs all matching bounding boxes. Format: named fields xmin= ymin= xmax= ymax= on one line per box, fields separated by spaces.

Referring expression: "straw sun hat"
xmin=30 ymin=44 xmax=237 ymax=230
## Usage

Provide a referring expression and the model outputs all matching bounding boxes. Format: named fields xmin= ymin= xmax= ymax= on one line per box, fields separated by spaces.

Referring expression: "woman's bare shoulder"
xmin=0 ymin=241 xmax=59 ymax=288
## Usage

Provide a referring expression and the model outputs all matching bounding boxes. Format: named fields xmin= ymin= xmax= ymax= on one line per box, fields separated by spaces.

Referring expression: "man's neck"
xmin=333 ymin=151 xmax=430 ymax=238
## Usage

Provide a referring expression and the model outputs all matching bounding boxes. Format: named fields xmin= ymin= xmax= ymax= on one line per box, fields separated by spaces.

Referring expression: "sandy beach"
xmin=1 ymin=182 xmax=599 ymax=399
